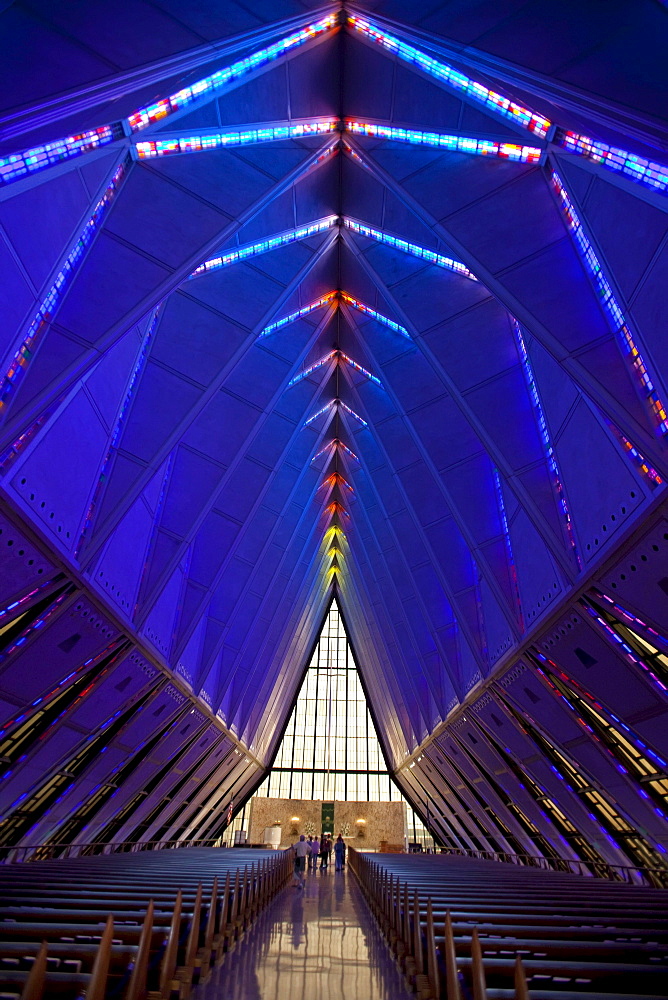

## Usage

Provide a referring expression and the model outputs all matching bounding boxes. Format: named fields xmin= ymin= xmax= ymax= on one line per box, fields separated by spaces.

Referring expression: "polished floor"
xmin=194 ymin=864 xmax=414 ymax=1000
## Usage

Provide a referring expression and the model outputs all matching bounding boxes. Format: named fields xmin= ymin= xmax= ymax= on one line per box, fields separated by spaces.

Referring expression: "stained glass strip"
xmin=0 ymin=158 xmax=130 ymax=412
xmin=338 ymin=351 xmax=383 ymax=387
xmin=348 ymin=15 xmax=551 ymax=137
xmin=193 ymin=219 xmax=338 ymax=279
xmin=134 ymin=121 xmax=338 ymax=159
xmin=552 ymin=171 xmax=668 ymax=436
xmin=513 ymin=319 xmax=580 ymax=567
xmin=260 ymin=291 xmax=337 ymax=337
xmin=344 ymin=218 xmax=476 ymax=280
xmin=0 ymin=123 xmax=124 ymax=186
xmin=128 ymin=15 xmax=337 ymax=132
xmin=346 ymin=121 xmax=542 ymax=163
xmin=605 ymin=422 xmax=664 ymax=487
xmin=287 ymin=352 xmax=338 ymax=387
xmin=305 ymin=399 xmax=336 ymax=427
xmin=555 ymin=128 xmax=668 ymax=197
xmin=340 ymin=292 xmax=411 ymax=338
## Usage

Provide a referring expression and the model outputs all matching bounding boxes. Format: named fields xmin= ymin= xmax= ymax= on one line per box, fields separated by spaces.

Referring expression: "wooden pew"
xmin=0 ymin=846 xmax=292 ymax=1000
xmin=347 ymin=847 xmax=668 ymax=1000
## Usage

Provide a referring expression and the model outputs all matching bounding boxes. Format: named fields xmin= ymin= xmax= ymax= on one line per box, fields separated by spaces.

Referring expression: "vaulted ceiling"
xmin=1 ymin=0 xmax=668 ymax=789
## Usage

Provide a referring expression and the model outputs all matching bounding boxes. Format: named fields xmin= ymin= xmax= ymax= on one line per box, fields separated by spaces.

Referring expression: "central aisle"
xmin=195 ymin=864 xmax=414 ymax=1000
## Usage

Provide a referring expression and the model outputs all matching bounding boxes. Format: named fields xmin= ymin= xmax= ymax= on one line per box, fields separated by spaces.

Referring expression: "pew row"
xmin=347 ymin=848 xmax=668 ymax=1000
xmin=0 ymin=847 xmax=293 ymax=999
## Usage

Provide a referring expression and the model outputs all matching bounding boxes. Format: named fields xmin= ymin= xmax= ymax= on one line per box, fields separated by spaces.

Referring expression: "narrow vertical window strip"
xmin=347 ymin=15 xmax=551 ymax=138
xmin=127 ymin=14 xmax=338 ymax=132
xmin=0 ymin=395 xmax=67 ymax=473
xmin=76 ymin=304 xmax=162 ymax=555
xmin=513 ymin=319 xmax=581 ymax=568
xmin=0 ymin=157 xmax=131 ymax=415
xmin=551 ymin=171 xmax=668 ymax=436
xmin=493 ymin=467 xmax=524 ymax=630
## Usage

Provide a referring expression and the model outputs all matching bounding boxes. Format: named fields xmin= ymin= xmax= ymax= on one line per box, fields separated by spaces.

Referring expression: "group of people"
xmin=292 ymin=833 xmax=346 ymax=887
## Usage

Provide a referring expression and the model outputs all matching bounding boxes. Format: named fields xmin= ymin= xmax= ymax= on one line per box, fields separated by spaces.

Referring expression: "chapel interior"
xmin=1 ymin=1 xmax=668 ymax=998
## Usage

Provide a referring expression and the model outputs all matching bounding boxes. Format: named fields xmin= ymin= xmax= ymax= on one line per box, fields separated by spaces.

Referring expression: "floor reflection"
xmin=194 ymin=866 xmax=413 ymax=1000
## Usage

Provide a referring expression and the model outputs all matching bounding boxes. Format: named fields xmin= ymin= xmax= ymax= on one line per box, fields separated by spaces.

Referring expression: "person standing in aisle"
xmin=292 ymin=834 xmax=309 ymax=889
xmin=334 ymin=834 xmax=346 ymax=871
xmin=320 ymin=833 xmax=331 ymax=869
xmin=309 ymin=835 xmax=320 ymax=870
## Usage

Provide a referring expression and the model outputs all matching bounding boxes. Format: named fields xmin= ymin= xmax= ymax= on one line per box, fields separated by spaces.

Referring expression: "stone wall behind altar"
xmin=247 ymin=798 xmax=407 ymax=850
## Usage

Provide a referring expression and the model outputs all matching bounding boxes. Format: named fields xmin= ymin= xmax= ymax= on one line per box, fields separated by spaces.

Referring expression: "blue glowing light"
xmin=344 ymin=218 xmax=477 ymax=280
xmin=305 ymin=399 xmax=336 ymax=427
xmin=135 ymin=121 xmax=338 ymax=159
xmin=339 ymin=400 xmax=368 ymax=427
xmin=192 ymin=219 xmax=338 ymax=278
xmin=493 ymin=467 xmax=523 ymax=629
xmin=552 ymin=171 xmax=668 ymax=436
xmin=555 ymin=129 xmax=668 ymax=197
xmin=77 ymin=304 xmax=162 ymax=553
xmin=0 ymin=124 xmax=124 ymax=186
xmin=0 ymin=158 xmax=129 ymax=412
xmin=346 ymin=121 xmax=542 ymax=163
xmin=604 ymin=421 xmax=663 ymax=488
xmin=513 ymin=320 xmax=580 ymax=567
xmin=338 ymin=351 xmax=383 ymax=387
xmin=340 ymin=292 xmax=411 ymax=339
xmin=128 ymin=15 xmax=337 ymax=131
xmin=260 ymin=291 xmax=337 ymax=337
xmin=287 ymin=352 xmax=338 ymax=387
xmin=581 ymin=600 xmax=668 ymax=696
xmin=0 ymin=583 xmax=48 ymax=621
xmin=0 ymin=590 xmax=70 ymax=664
xmin=311 ymin=438 xmax=359 ymax=463
xmin=348 ymin=15 xmax=551 ymax=138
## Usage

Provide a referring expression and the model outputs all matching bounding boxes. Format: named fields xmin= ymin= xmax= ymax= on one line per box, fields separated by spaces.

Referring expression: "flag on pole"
xmin=226 ymin=798 xmax=234 ymax=827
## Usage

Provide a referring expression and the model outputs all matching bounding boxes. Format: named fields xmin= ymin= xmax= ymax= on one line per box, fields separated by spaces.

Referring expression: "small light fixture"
xmin=291 ymin=816 xmax=300 ymax=823
xmin=356 ymin=818 xmax=366 ymax=824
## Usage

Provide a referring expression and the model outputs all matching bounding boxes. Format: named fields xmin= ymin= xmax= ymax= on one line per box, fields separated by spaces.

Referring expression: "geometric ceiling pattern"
xmin=1 ymin=1 xmax=668 ymax=855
